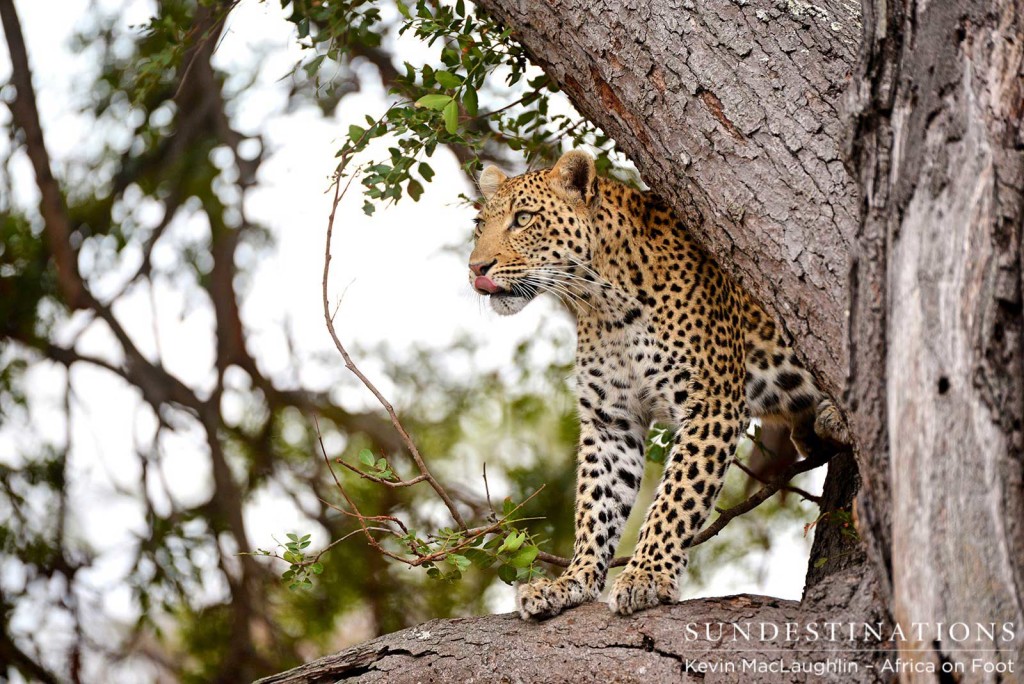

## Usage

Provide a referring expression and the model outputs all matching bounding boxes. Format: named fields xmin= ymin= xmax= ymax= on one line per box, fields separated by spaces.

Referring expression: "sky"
xmin=0 ymin=0 xmax=821 ymax=679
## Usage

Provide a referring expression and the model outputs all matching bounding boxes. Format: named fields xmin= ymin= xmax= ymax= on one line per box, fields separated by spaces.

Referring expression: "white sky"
xmin=0 ymin=0 xmax=820 ymax=680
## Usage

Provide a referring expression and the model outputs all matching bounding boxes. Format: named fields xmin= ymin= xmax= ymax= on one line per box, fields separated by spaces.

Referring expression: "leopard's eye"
xmin=512 ymin=211 xmax=535 ymax=229
xmin=472 ymin=216 xmax=484 ymax=238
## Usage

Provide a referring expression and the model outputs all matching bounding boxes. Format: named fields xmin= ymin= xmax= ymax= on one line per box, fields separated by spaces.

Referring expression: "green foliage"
xmin=274 ymin=0 xmax=625 ymax=213
xmin=0 ymin=214 xmax=56 ymax=342
xmin=358 ymin=448 xmax=397 ymax=480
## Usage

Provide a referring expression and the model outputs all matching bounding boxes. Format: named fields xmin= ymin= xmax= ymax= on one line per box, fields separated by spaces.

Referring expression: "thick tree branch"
xmin=0 ymin=0 xmax=84 ymax=308
xmin=259 ymin=565 xmax=889 ymax=684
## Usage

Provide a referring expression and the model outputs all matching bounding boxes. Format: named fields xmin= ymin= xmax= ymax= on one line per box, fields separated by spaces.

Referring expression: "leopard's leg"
xmin=607 ymin=392 xmax=746 ymax=615
xmin=517 ymin=389 xmax=646 ymax=620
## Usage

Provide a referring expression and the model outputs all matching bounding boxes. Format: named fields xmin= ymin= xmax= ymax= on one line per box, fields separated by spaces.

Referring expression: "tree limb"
xmin=0 ymin=0 xmax=84 ymax=308
xmin=257 ymin=565 xmax=889 ymax=684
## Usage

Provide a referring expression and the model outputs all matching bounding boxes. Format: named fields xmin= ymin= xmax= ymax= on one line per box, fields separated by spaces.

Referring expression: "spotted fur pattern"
xmin=467 ymin=151 xmax=850 ymax=619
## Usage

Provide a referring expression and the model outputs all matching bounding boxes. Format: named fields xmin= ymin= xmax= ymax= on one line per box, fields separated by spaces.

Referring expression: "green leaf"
xmin=407 ymin=179 xmax=424 ymax=201
xmin=310 ymin=562 xmax=324 ymax=575
xmin=418 ymin=162 xmax=435 ymax=182
xmin=463 ymin=548 xmax=492 ymax=568
xmin=499 ymin=531 xmax=524 ymax=553
xmin=462 ymin=86 xmax=478 ymax=116
xmin=416 ymin=93 xmax=453 ymax=110
xmin=359 ymin=449 xmax=375 ymax=467
xmin=498 ymin=564 xmax=517 ymax=584
xmin=502 ymin=497 xmax=514 ymax=517
xmin=435 ymin=70 xmax=462 ymax=89
xmin=443 ymin=99 xmax=458 ymax=134
xmin=814 ymin=557 xmax=828 ymax=568
xmin=348 ymin=125 xmax=367 ymax=142
xmin=509 ymin=545 xmax=539 ymax=568
xmin=362 ymin=201 xmax=375 ymax=216
xmin=449 ymin=554 xmax=471 ymax=572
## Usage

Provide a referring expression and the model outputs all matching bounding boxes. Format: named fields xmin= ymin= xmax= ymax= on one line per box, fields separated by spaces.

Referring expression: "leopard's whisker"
xmin=523 ymin=273 xmax=592 ymax=310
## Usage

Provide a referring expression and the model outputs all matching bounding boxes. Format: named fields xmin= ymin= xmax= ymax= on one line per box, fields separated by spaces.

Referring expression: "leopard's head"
xmin=468 ymin=150 xmax=599 ymax=316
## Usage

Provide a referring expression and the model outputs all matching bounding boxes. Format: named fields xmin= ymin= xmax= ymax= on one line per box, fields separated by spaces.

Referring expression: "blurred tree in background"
xmin=0 ymin=0 xmax=818 ymax=681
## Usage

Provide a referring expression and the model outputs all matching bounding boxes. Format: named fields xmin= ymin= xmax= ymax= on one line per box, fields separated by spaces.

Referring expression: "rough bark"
xmin=848 ymin=0 xmax=1024 ymax=674
xmin=258 ymin=567 xmax=889 ymax=684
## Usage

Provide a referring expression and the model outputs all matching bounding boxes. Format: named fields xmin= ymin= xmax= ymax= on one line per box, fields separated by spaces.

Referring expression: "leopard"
xmin=466 ymin=150 xmax=850 ymax=620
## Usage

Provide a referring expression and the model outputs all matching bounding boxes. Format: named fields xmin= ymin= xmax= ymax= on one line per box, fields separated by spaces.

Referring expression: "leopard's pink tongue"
xmin=474 ymin=276 xmax=501 ymax=294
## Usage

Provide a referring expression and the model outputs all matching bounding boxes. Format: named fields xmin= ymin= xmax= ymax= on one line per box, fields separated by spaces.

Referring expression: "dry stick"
xmin=320 ymin=167 xmax=468 ymax=531
xmin=536 ymin=449 xmax=841 ymax=568
xmin=732 ymin=459 xmax=820 ymax=504
xmin=482 ymin=463 xmax=497 ymax=519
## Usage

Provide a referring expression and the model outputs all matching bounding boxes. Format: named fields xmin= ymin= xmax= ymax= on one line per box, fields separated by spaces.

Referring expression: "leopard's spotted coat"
xmin=467 ymin=151 xmax=849 ymax=619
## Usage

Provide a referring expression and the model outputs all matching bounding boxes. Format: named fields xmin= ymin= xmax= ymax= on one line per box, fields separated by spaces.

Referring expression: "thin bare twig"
xmin=320 ymin=143 xmax=468 ymax=530
xmin=482 ymin=462 xmax=496 ymax=519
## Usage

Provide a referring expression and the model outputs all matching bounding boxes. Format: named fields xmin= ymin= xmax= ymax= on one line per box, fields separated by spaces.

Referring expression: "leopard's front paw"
xmin=516 ymin=575 xmax=598 ymax=620
xmin=607 ymin=566 xmax=677 ymax=616
xmin=814 ymin=398 xmax=852 ymax=445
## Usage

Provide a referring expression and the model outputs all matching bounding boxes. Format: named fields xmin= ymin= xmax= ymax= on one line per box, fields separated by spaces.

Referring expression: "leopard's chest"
xmin=576 ymin=307 xmax=702 ymax=427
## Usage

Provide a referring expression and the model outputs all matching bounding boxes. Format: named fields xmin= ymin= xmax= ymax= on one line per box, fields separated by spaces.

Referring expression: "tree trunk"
xmin=848 ymin=0 xmax=1024 ymax=674
xmin=266 ymin=0 xmax=1024 ymax=679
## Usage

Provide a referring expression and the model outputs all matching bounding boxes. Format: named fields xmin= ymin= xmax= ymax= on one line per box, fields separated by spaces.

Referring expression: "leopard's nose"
xmin=469 ymin=259 xmax=496 ymax=277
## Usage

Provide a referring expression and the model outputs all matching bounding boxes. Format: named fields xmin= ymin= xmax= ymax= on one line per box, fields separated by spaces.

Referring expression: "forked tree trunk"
xmin=265 ymin=0 xmax=1024 ymax=681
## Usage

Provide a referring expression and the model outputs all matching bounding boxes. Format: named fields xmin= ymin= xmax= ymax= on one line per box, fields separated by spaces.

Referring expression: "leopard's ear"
xmin=549 ymin=150 xmax=597 ymax=205
xmin=478 ymin=165 xmax=508 ymax=199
